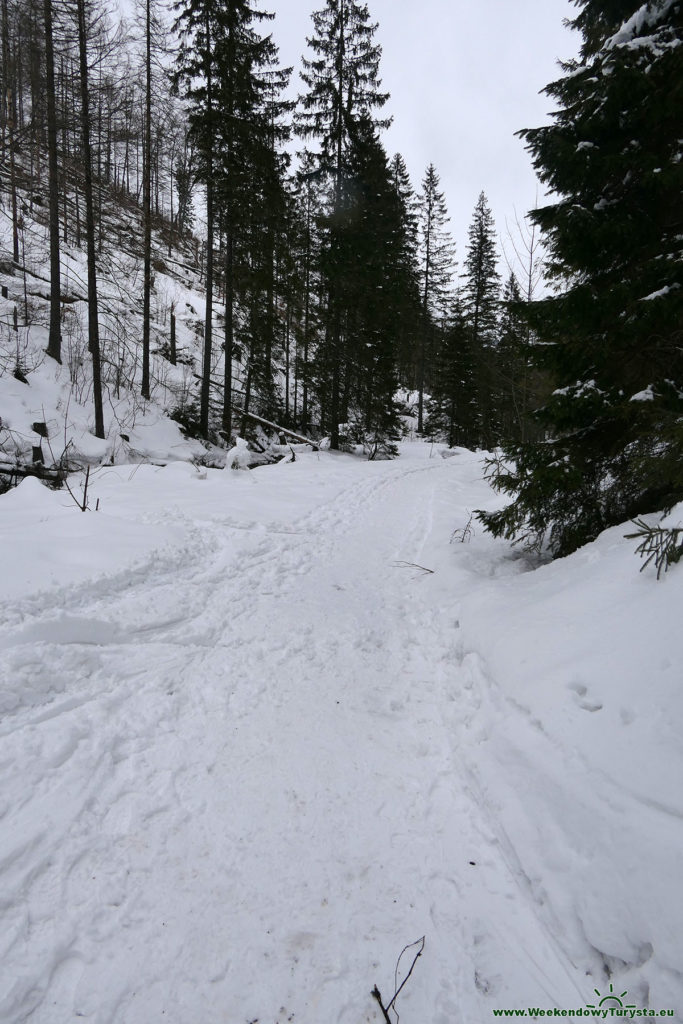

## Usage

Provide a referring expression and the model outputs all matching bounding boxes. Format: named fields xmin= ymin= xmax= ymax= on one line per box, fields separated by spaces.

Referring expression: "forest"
xmin=0 ymin=0 xmax=681 ymax=558
xmin=1 ymin=4 xmax=683 ymax=1021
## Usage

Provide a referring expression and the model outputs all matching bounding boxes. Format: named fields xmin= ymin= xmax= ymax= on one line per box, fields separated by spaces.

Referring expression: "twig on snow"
xmin=450 ymin=510 xmax=475 ymax=544
xmin=392 ymin=561 xmax=434 ymax=576
xmin=372 ymin=936 xmax=425 ymax=1024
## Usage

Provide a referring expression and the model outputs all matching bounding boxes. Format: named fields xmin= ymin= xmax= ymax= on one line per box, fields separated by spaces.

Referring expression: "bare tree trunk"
xmin=61 ymin=57 xmax=68 ymax=243
xmin=417 ymin=223 xmax=431 ymax=435
xmin=169 ymin=303 xmax=176 ymax=365
xmin=284 ymin=301 xmax=290 ymax=420
xmin=1 ymin=0 xmax=8 ymax=159
xmin=141 ymin=0 xmax=152 ymax=400
xmin=222 ymin=228 xmax=233 ymax=438
xmin=5 ymin=0 xmax=19 ymax=264
xmin=200 ymin=209 xmax=214 ymax=437
xmin=44 ymin=0 xmax=61 ymax=362
xmin=168 ymin=135 xmax=176 ymax=257
xmin=301 ymin=205 xmax=312 ymax=431
xmin=76 ymin=0 xmax=105 ymax=438
xmin=265 ymin=226 xmax=274 ymax=384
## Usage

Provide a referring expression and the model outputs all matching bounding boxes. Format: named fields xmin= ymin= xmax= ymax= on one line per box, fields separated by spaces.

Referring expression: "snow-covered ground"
xmin=1 ymin=442 xmax=681 ymax=1023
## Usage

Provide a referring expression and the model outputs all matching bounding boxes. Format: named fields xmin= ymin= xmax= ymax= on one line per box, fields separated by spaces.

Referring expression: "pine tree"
xmin=235 ymin=56 xmax=293 ymax=429
xmin=297 ymin=0 xmax=389 ymax=173
xmin=174 ymin=0 xmax=286 ymax=438
xmin=216 ymin=10 xmax=290 ymax=437
xmin=572 ymin=0 xmax=637 ymax=55
xmin=461 ymin=190 xmax=500 ymax=448
xmin=296 ymin=0 xmax=390 ymax=448
xmin=290 ymin=154 xmax=325 ymax=432
xmin=494 ymin=273 xmax=528 ymax=442
xmin=415 ymin=163 xmax=455 ymax=433
xmin=173 ymin=0 xmax=221 ymax=437
xmin=341 ymin=119 xmax=407 ymax=457
xmin=389 ymin=153 xmax=418 ymax=265
xmin=499 ymin=211 xmax=547 ymax=443
xmin=389 ymin=152 xmax=421 ymax=388
xmin=426 ymin=296 xmax=474 ymax=448
xmin=481 ymin=0 xmax=683 ymax=558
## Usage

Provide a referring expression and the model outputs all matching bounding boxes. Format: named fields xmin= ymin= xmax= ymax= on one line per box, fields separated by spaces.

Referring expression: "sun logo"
xmin=586 ymin=984 xmax=637 ymax=1011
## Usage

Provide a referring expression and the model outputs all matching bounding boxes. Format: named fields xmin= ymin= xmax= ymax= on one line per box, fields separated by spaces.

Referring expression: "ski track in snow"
xmin=0 ymin=454 xmax=619 ymax=1022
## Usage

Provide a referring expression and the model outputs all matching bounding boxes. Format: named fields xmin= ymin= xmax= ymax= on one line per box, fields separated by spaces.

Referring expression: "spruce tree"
xmin=481 ymin=0 xmax=683 ymax=558
xmin=494 ymin=273 xmax=528 ymax=442
xmin=342 ymin=119 xmax=408 ymax=457
xmin=296 ymin=0 xmax=390 ymax=448
xmin=426 ymin=296 xmax=474 ymax=448
xmin=390 ymin=153 xmax=418 ymax=267
xmin=174 ymin=0 xmax=286 ymax=438
xmin=461 ymin=190 xmax=500 ymax=448
xmin=173 ymin=0 xmax=221 ymax=437
xmin=291 ymin=154 xmax=325 ymax=432
xmin=416 ymin=163 xmax=455 ymax=433
xmin=214 ymin=12 xmax=289 ymax=436
xmin=389 ymin=152 xmax=421 ymax=389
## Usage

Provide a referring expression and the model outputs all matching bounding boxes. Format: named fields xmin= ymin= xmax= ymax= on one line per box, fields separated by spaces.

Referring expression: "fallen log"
xmin=190 ymin=374 xmax=319 ymax=449
xmin=0 ymin=461 xmax=65 ymax=483
xmin=237 ymin=410 xmax=319 ymax=450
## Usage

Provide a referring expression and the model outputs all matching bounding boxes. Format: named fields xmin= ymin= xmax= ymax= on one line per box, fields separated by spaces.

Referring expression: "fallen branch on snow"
xmin=392 ymin=561 xmax=434 ymax=576
xmin=372 ymin=936 xmax=426 ymax=1023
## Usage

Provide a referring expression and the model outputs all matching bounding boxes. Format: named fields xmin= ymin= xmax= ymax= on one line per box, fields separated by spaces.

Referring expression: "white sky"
xmin=268 ymin=0 xmax=580 ymax=268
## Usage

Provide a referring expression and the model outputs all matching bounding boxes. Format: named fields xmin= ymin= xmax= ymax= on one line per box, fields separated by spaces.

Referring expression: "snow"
xmin=225 ymin=435 xmax=254 ymax=470
xmin=630 ymin=385 xmax=655 ymax=401
xmin=553 ymin=380 xmax=604 ymax=399
xmin=1 ymin=443 xmax=681 ymax=1023
xmin=605 ymin=0 xmax=679 ymax=50
xmin=640 ymin=284 xmax=680 ymax=302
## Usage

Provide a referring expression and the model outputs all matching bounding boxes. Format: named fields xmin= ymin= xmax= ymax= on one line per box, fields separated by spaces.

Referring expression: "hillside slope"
xmin=1 ymin=166 xmax=221 ymax=475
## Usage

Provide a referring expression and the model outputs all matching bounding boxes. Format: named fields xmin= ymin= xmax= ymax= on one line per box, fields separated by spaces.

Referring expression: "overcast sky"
xmin=267 ymin=0 xmax=580 ymax=267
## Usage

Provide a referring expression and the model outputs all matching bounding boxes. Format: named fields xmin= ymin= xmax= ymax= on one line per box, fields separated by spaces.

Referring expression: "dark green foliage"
xmin=418 ymin=165 xmax=455 ymax=322
xmin=481 ymin=0 xmax=683 ymax=558
xmin=297 ymin=0 xmax=408 ymax=454
xmin=571 ymin=0 xmax=638 ymax=56
xmin=461 ymin=190 xmax=500 ymax=449
xmin=328 ymin=119 xmax=407 ymax=456
xmin=296 ymin=0 xmax=390 ymax=169
xmin=288 ymin=155 xmax=327 ymax=431
xmin=426 ymin=298 xmax=476 ymax=448
xmin=625 ymin=518 xmax=683 ymax=579
xmin=389 ymin=153 xmax=422 ymax=388
xmin=462 ymin=191 xmax=500 ymax=347
xmin=174 ymin=144 xmax=195 ymax=235
xmin=174 ymin=0 xmax=292 ymax=436
xmin=170 ymin=398 xmax=204 ymax=438
xmin=491 ymin=272 xmax=550 ymax=445
xmin=415 ymin=163 xmax=456 ymax=433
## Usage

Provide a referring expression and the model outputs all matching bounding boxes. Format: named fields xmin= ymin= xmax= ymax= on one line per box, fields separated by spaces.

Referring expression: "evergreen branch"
xmin=625 ymin=519 xmax=683 ymax=580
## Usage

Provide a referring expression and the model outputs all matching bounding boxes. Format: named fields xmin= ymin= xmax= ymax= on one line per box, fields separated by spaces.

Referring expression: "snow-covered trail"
xmin=0 ymin=448 xmax=652 ymax=1022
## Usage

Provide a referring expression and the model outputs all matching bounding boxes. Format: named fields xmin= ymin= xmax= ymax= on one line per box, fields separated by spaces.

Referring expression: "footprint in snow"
xmin=567 ymin=680 xmax=603 ymax=712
